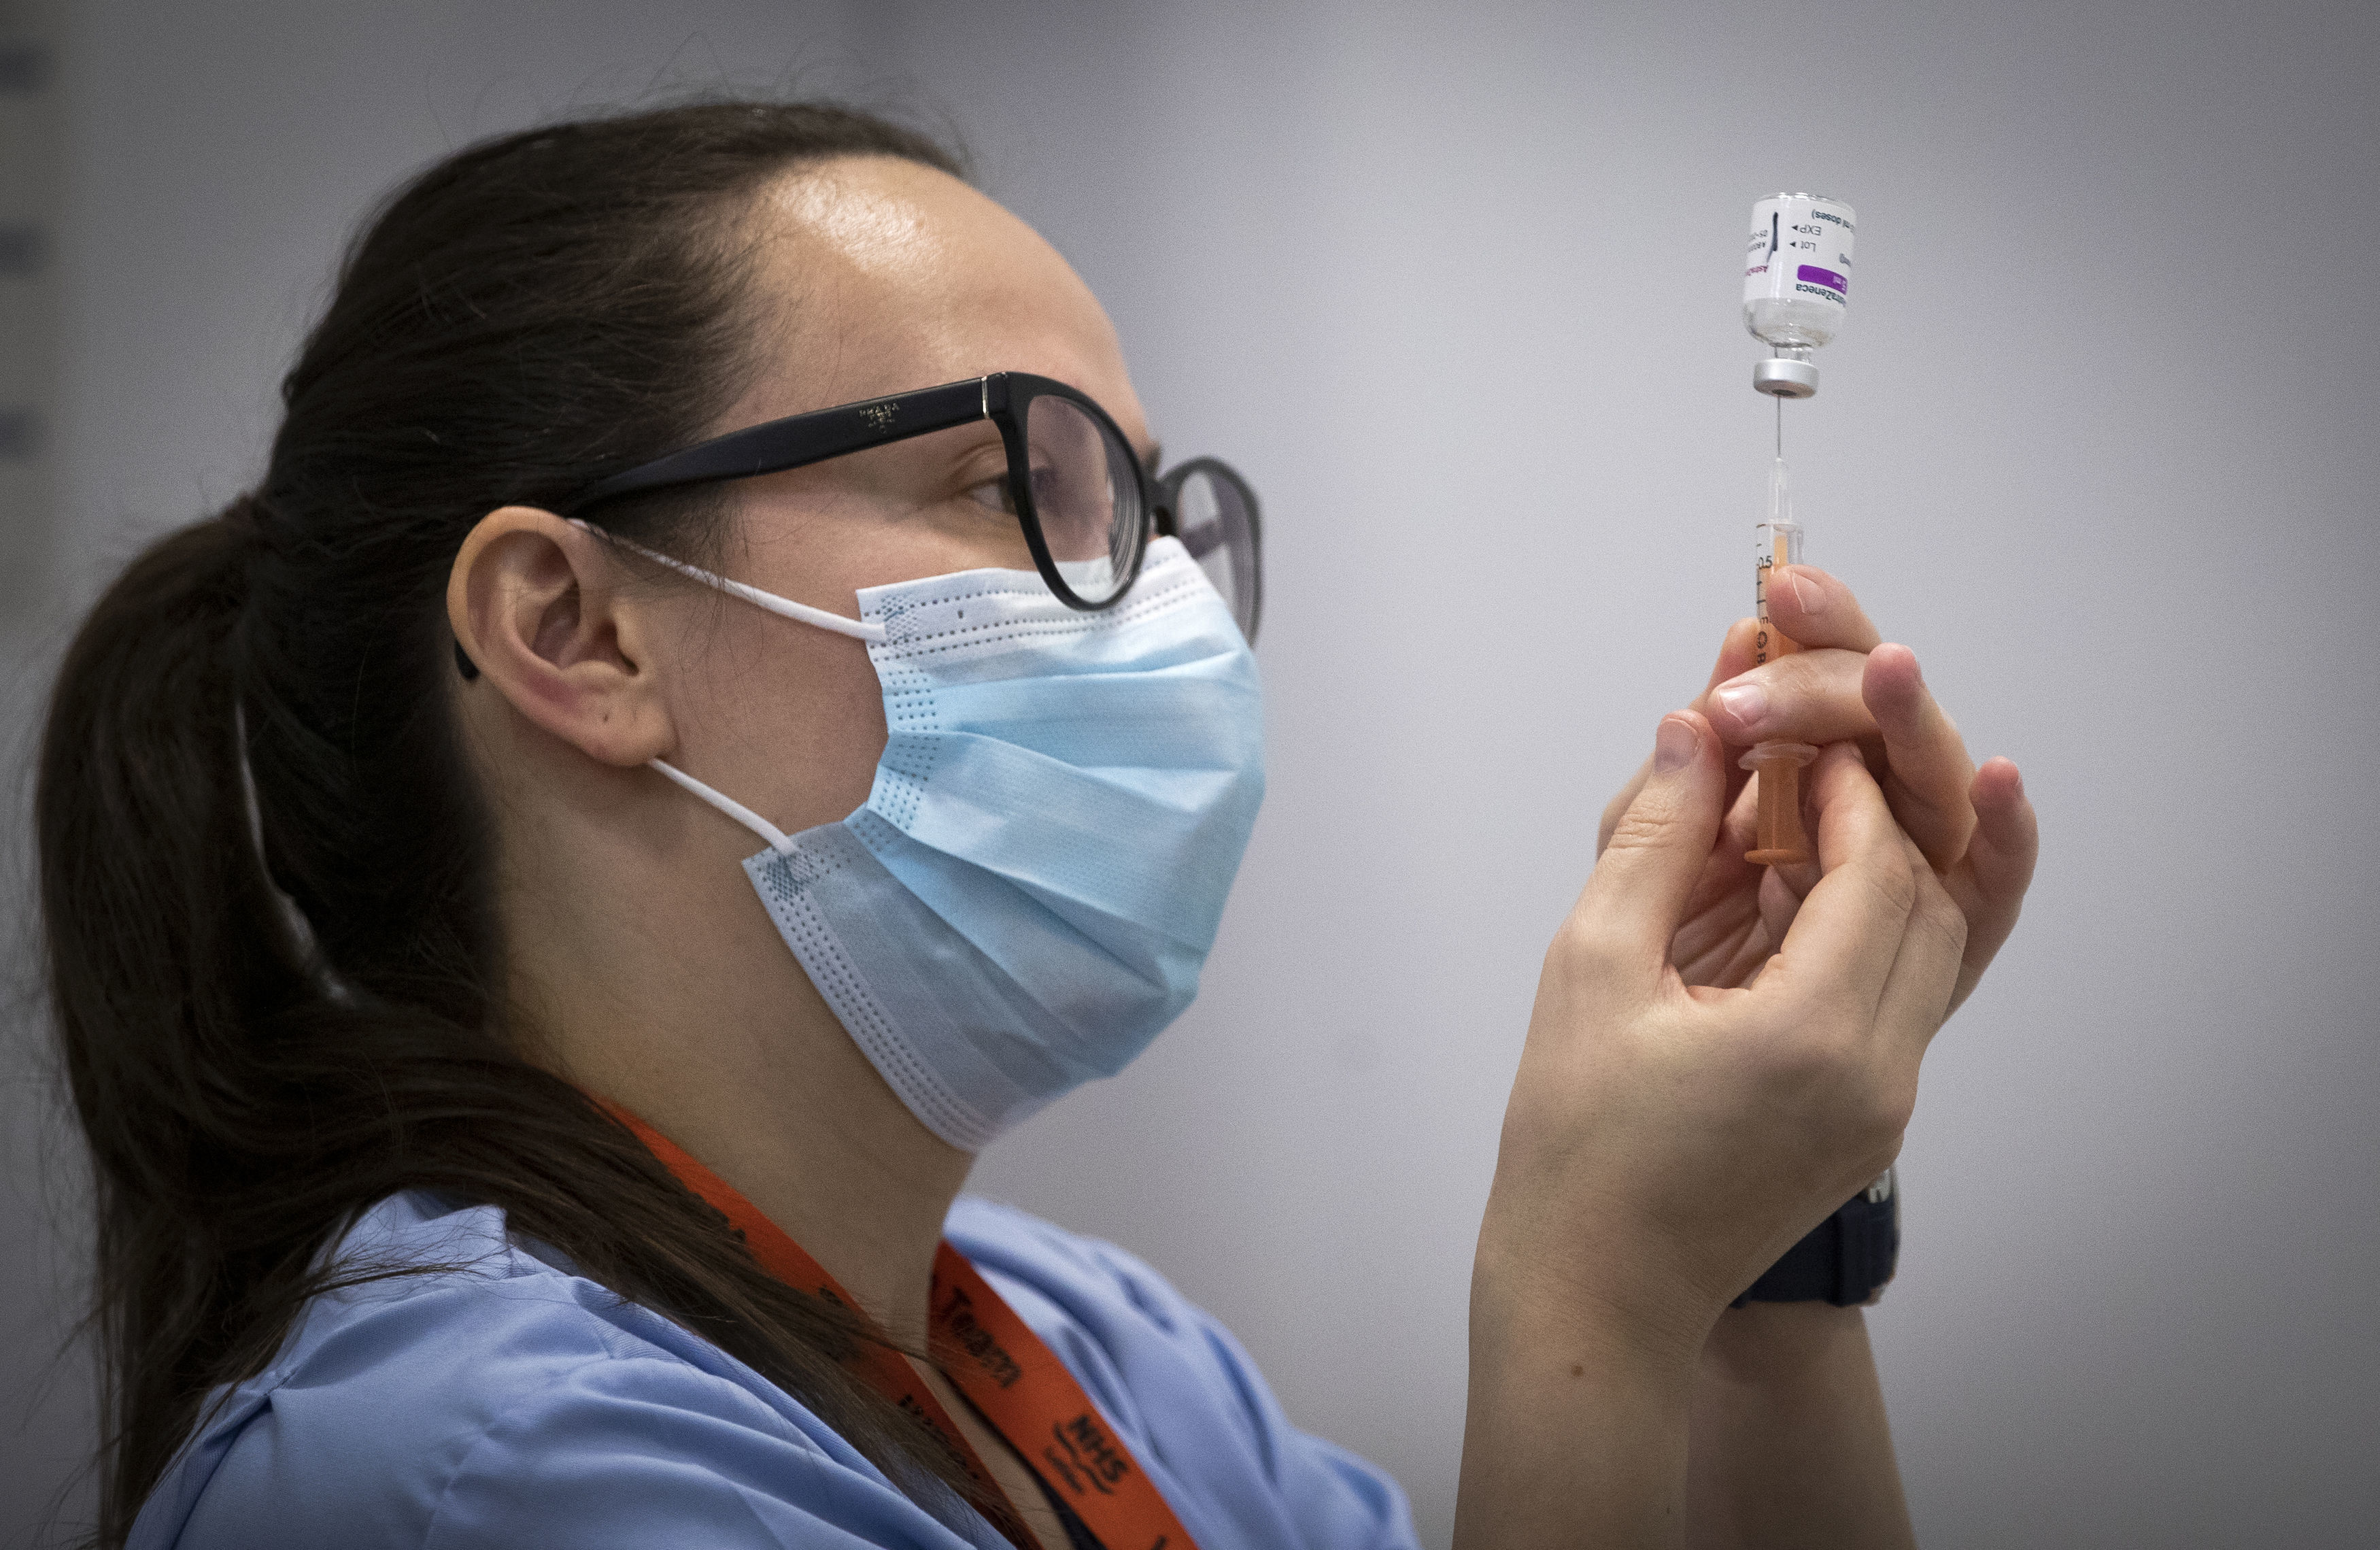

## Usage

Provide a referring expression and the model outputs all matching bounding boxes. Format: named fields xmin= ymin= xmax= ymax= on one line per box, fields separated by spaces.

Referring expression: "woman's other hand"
xmin=1597 ymin=567 xmax=2037 ymax=1017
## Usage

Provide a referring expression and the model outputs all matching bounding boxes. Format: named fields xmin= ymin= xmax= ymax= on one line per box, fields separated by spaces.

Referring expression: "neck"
xmin=602 ymin=1014 xmax=974 ymax=1349
xmin=503 ymin=770 xmax=973 ymax=1349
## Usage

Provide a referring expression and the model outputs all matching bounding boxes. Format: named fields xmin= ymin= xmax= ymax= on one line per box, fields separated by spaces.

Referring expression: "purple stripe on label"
xmin=1797 ymin=264 xmax=1848 ymax=295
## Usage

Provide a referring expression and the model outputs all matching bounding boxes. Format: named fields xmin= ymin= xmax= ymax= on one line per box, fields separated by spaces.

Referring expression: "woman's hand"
xmin=1457 ymin=711 xmax=1973 ymax=1548
xmin=1496 ymin=715 xmax=1969 ymax=1338
xmin=1597 ymin=567 xmax=2037 ymax=1016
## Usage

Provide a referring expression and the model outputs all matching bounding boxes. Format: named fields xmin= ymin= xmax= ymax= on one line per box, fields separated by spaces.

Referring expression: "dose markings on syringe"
xmin=1754 ymin=530 xmax=1792 ymax=662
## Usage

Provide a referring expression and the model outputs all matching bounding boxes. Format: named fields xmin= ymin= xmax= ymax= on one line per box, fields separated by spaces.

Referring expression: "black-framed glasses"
xmin=569 ymin=371 xmax=1263 ymax=641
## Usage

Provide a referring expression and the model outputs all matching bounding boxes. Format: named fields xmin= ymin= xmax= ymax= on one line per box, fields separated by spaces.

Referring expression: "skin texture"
xmin=445 ymin=155 xmax=2041 ymax=1550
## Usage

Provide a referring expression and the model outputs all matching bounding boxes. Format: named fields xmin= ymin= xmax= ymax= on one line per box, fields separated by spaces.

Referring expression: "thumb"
xmin=1566 ymin=713 xmax=1726 ymax=989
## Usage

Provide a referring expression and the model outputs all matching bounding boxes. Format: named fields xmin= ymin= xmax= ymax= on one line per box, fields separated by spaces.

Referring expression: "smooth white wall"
xmin=7 ymin=3 xmax=2376 ymax=1546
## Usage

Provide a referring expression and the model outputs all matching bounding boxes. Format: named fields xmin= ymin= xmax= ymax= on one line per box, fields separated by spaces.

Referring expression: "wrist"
xmin=1701 ymin=1300 xmax=1868 ymax=1387
xmin=1471 ymin=1241 xmax=1707 ymax=1392
xmin=1732 ymin=1171 xmax=1900 ymax=1309
xmin=1474 ymin=1189 xmax=1725 ymax=1374
xmin=1684 ymin=1302 xmax=1916 ymax=1549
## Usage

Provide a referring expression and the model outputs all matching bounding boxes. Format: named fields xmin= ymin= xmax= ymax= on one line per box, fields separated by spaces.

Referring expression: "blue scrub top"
xmin=129 ymin=1191 xmax=1418 ymax=1549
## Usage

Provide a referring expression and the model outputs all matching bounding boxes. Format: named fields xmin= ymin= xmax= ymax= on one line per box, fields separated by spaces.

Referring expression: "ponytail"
xmin=37 ymin=498 xmax=307 ymax=1531
xmin=37 ymin=103 xmax=983 ymax=1545
xmin=40 ymin=496 xmax=315 ymax=1134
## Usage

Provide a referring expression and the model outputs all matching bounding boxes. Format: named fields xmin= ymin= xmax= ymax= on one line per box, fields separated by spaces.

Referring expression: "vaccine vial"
xmin=1743 ymin=192 xmax=1856 ymax=398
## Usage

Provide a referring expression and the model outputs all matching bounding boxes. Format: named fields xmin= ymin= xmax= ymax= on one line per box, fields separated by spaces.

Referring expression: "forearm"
xmin=1684 ymin=1303 xmax=1915 ymax=1549
xmin=1454 ymin=1236 xmax=1706 ymax=1549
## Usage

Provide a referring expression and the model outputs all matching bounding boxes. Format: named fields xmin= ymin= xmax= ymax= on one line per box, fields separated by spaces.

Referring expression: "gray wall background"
xmin=6 ymin=1 xmax=2376 ymax=1545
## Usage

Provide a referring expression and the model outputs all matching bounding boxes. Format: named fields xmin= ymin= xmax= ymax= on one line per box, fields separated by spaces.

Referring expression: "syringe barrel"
xmin=1754 ymin=518 xmax=1805 ymax=665
xmin=1743 ymin=193 xmax=1856 ymax=350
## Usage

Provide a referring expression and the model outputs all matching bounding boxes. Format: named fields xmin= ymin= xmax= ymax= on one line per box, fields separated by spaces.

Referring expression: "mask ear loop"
xmin=566 ymin=518 xmax=886 ymax=644
xmin=645 ymin=756 xmax=797 ymax=855
xmin=562 ymin=520 xmax=841 ymax=854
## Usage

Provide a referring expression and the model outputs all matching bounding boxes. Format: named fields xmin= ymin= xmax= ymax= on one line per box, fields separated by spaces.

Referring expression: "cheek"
xmin=672 ymin=607 xmax=889 ymax=833
xmin=768 ymin=639 xmax=889 ymax=828
xmin=831 ymin=513 xmax=1032 ymax=595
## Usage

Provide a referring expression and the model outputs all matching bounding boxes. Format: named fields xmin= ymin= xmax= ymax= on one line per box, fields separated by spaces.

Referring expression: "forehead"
xmin=721 ymin=156 xmax=1144 ymax=442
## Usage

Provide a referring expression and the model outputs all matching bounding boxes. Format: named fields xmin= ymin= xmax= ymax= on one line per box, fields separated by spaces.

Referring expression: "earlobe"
xmin=447 ymin=506 xmax=675 ymax=768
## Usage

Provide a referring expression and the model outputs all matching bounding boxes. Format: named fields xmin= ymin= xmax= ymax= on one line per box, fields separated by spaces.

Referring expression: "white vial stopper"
xmin=1744 ymin=192 xmax=1855 ymax=399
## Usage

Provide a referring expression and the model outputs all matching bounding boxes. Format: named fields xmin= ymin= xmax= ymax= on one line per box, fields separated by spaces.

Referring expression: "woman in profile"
xmin=39 ymin=101 xmax=2035 ymax=1549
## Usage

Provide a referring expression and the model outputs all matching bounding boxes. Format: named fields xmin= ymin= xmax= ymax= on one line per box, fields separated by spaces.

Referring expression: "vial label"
xmin=1744 ymin=193 xmax=1856 ymax=348
xmin=1794 ymin=262 xmax=1848 ymax=302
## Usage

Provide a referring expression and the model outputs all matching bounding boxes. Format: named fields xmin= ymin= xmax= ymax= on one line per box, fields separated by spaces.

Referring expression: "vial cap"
xmin=1754 ymin=358 xmax=1820 ymax=398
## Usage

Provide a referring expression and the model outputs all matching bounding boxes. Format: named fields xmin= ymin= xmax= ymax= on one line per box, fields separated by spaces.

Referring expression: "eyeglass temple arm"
xmin=570 ymin=377 xmax=996 ymax=513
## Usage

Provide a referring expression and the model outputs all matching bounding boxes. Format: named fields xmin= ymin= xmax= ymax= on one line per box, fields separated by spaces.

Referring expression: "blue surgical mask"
xmin=626 ymin=535 xmax=1265 ymax=1150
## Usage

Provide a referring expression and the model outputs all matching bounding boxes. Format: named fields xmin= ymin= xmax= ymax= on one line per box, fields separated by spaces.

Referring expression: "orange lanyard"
xmin=610 ymin=1107 xmax=1197 ymax=1550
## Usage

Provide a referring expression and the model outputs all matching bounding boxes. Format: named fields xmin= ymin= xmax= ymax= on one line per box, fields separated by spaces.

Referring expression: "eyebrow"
xmin=1139 ymin=441 xmax=1163 ymax=475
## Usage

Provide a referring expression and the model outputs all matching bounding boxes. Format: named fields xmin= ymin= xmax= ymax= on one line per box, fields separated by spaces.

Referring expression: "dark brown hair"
xmin=37 ymin=101 xmax=980 ymax=1544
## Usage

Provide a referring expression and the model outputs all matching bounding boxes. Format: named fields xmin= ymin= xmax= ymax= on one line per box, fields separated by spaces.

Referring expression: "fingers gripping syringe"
xmin=1738 ymin=192 xmax=1854 ymax=867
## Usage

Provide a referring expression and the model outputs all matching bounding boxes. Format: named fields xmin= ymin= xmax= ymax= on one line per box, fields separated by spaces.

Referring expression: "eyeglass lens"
xmin=1171 ymin=467 xmax=1259 ymax=639
xmin=1023 ymin=394 xmax=1144 ymax=607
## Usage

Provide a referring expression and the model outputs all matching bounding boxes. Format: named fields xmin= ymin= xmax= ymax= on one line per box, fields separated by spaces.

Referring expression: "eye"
xmin=963 ymin=476 xmax=1016 ymax=515
xmin=963 ymin=460 xmax=1064 ymax=517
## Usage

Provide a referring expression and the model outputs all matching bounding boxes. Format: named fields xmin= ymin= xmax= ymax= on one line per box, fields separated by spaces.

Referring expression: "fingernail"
xmin=1786 ymin=571 xmax=1826 ymax=615
xmin=1712 ymin=681 xmax=1767 ymax=732
xmin=1654 ymin=717 xmax=1699 ymax=773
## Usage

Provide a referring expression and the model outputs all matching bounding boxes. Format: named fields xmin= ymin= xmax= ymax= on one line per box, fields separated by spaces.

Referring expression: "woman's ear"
xmin=446 ymin=507 xmax=674 ymax=766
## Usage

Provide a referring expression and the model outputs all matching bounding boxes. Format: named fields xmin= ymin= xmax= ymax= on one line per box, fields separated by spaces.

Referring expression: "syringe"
xmin=1744 ymin=456 xmax=1817 ymax=866
xmin=1737 ymin=192 xmax=1854 ymax=869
